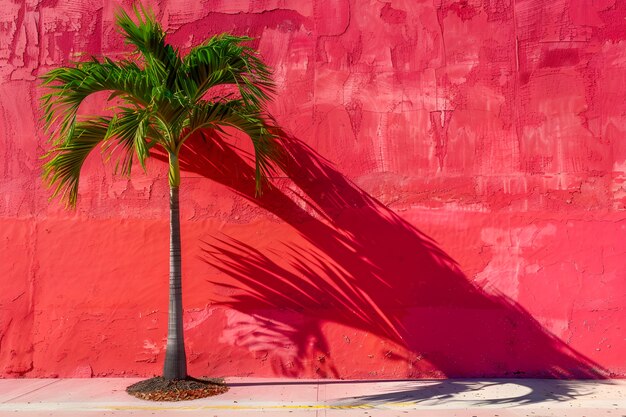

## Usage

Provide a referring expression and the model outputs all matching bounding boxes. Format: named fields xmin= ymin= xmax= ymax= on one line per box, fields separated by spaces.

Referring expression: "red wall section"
xmin=1 ymin=0 xmax=625 ymax=379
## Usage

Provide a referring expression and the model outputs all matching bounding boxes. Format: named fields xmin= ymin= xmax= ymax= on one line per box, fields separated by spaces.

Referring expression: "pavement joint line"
xmin=1 ymin=379 xmax=61 ymax=404
xmin=316 ymin=380 xmax=319 ymax=403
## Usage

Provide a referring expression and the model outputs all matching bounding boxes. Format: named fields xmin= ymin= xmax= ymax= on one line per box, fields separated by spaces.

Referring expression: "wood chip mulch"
xmin=126 ymin=376 xmax=229 ymax=401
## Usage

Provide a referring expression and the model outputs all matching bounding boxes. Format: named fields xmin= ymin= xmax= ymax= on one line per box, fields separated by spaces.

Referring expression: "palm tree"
xmin=40 ymin=5 xmax=283 ymax=380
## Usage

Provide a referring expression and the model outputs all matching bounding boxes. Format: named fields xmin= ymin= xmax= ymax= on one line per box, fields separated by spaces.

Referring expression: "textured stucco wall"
xmin=0 ymin=0 xmax=625 ymax=379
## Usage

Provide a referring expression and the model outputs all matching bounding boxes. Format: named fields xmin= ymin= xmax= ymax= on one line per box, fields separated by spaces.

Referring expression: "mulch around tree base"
xmin=126 ymin=376 xmax=229 ymax=401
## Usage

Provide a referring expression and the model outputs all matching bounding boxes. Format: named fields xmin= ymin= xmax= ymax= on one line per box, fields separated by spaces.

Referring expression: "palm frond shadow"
xmin=333 ymin=379 xmax=609 ymax=407
xmin=168 ymin=130 xmax=607 ymax=382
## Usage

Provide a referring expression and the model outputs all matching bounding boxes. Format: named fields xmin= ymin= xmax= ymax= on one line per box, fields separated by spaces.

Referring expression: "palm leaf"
xmin=102 ymin=107 xmax=161 ymax=175
xmin=115 ymin=5 xmax=184 ymax=100
xmin=181 ymin=35 xmax=276 ymax=109
xmin=40 ymin=59 xmax=155 ymax=144
xmin=115 ymin=5 xmax=182 ymax=86
xmin=42 ymin=117 xmax=112 ymax=206
xmin=182 ymin=100 xmax=284 ymax=194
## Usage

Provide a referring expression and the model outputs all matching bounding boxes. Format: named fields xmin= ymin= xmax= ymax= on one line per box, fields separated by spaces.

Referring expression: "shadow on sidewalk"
xmin=332 ymin=379 xmax=612 ymax=407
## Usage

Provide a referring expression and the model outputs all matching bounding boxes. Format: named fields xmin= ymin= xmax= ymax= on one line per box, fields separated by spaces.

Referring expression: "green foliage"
xmin=41 ymin=3 xmax=282 ymax=205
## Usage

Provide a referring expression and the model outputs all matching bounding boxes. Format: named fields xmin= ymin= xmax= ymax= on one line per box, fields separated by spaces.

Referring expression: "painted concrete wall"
xmin=1 ymin=0 xmax=625 ymax=379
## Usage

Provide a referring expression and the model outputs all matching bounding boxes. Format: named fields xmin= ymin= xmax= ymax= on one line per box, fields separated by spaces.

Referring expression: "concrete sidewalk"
xmin=0 ymin=378 xmax=624 ymax=416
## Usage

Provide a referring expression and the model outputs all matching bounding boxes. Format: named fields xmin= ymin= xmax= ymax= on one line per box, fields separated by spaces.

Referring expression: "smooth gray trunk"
xmin=163 ymin=186 xmax=187 ymax=380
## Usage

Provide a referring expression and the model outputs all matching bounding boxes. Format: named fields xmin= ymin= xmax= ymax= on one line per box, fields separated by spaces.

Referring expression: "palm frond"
xmin=102 ymin=107 xmax=161 ymax=175
xmin=183 ymin=100 xmax=284 ymax=194
xmin=42 ymin=117 xmax=112 ymax=206
xmin=115 ymin=5 xmax=183 ymax=92
xmin=40 ymin=59 xmax=154 ymax=144
xmin=181 ymin=35 xmax=276 ymax=109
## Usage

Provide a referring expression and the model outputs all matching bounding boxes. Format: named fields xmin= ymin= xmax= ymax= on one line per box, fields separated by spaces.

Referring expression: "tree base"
xmin=126 ymin=376 xmax=229 ymax=401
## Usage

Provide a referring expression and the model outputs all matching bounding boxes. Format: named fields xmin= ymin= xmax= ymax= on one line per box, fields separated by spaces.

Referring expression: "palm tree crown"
xmin=41 ymin=5 xmax=282 ymax=203
xmin=40 ymin=5 xmax=284 ymax=380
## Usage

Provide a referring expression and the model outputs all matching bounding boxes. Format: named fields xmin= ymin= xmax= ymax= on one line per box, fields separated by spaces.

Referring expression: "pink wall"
xmin=1 ymin=0 xmax=625 ymax=379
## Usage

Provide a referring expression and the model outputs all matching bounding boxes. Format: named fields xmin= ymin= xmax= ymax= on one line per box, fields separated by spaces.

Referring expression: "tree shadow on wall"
xmin=170 ymin=129 xmax=606 ymax=390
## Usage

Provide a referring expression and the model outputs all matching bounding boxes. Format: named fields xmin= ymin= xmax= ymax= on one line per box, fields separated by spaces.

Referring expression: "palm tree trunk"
xmin=163 ymin=185 xmax=187 ymax=380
